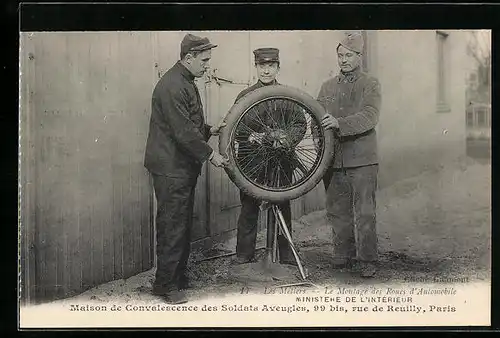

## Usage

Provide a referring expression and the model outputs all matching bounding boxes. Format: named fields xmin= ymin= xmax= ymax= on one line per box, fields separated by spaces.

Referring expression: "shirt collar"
xmin=337 ymin=67 xmax=362 ymax=83
xmin=176 ymin=61 xmax=196 ymax=82
xmin=257 ymin=79 xmax=278 ymax=87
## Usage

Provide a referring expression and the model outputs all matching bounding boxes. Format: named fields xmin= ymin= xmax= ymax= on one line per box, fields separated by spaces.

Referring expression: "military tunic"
xmin=317 ymin=68 xmax=381 ymax=169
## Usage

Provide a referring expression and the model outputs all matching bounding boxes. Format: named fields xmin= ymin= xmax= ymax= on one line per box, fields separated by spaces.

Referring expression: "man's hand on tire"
xmin=321 ymin=113 xmax=339 ymax=130
xmin=210 ymin=151 xmax=229 ymax=168
xmin=210 ymin=122 xmax=227 ymax=136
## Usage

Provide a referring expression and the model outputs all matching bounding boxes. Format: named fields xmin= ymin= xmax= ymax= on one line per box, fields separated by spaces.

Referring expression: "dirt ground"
xmin=47 ymin=155 xmax=491 ymax=306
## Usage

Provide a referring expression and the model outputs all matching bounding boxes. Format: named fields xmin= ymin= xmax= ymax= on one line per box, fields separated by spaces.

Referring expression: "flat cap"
xmin=181 ymin=33 xmax=217 ymax=55
xmin=253 ymin=47 xmax=280 ymax=64
xmin=338 ymin=32 xmax=364 ymax=54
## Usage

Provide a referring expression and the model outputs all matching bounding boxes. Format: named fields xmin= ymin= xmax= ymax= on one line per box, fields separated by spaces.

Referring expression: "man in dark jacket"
xmin=318 ymin=32 xmax=382 ymax=278
xmin=144 ymin=33 xmax=228 ymax=304
xmin=233 ymin=48 xmax=307 ymax=265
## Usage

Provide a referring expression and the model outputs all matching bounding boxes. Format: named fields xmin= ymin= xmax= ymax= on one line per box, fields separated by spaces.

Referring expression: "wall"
xmin=375 ymin=30 xmax=467 ymax=188
xmin=20 ymin=32 xmax=156 ymax=303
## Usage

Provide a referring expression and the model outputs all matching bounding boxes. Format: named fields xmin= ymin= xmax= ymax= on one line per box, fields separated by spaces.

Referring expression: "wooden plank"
xmin=79 ymin=166 xmax=93 ymax=292
xmin=192 ymin=77 xmax=207 ymax=241
xmin=192 ymin=167 xmax=206 ymax=241
xmin=122 ymin=153 xmax=135 ymax=278
xmin=105 ymin=33 xmax=124 ymax=281
xmin=147 ymin=32 xmax=159 ymax=270
xmin=217 ymin=81 xmax=249 ymax=234
xmin=197 ymin=74 xmax=209 ymax=241
xmin=121 ymin=125 xmax=135 ymax=274
xmin=58 ymin=34 xmax=82 ymax=298
xmin=89 ymin=32 xmax=106 ymax=286
xmin=66 ymin=132 xmax=82 ymax=297
xmin=44 ymin=33 xmax=66 ymax=300
xmin=119 ymin=32 xmax=137 ymax=278
xmin=20 ymin=32 xmax=37 ymax=304
xmin=124 ymin=32 xmax=136 ymax=278
xmin=100 ymin=33 xmax=115 ymax=284
xmin=130 ymin=31 xmax=147 ymax=276
xmin=132 ymin=166 xmax=142 ymax=275
xmin=33 ymin=33 xmax=50 ymax=301
xmin=140 ymin=170 xmax=152 ymax=271
xmin=291 ymin=198 xmax=302 ymax=220
xmin=210 ymin=82 xmax=231 ymax=235
xmin=19 ymin=32 xmax=28 ymax=303
xmin=131 ymin=33 xmax=142 ymax=275
xmin=208 ymin=81 xmax=222 ymax=234
xmin=73 ymin=33 xmax=93 ymax=293
xmin=112 ymin=173 xmax=124 ymax=280
xmin=54 ymin=33 xmax=71 ymax=299
xmin=140 ymin=32 xmax=156 ymax=271
xmin=303 ymin=184 xmax=326 ymax=215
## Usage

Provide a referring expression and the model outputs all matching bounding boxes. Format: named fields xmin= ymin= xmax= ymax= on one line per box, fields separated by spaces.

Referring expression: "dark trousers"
xmin=236 ymin=191 xmax=294 ymax=261
xmin=323 ymin=165 xmax=379 ymax=262
xmin=152 ymin=174 xmax=197 ymax=292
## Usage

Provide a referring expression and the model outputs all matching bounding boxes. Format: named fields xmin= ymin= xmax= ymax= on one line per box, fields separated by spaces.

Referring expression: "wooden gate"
xmin=20 ymin=32 xmax=156 ymax=304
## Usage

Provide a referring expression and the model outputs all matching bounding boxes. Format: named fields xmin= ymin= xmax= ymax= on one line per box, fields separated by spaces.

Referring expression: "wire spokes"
xmin=231 ymin=97 xmax=325 ymax=191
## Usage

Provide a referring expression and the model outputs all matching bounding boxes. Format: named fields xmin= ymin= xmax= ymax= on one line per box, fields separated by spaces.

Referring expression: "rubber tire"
xmin=219 ymin=84 xmax=336 ymax=203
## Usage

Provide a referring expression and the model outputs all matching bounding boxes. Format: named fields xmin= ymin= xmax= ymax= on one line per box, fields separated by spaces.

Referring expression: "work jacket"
xmin=144 ymin=61 xmax=213 ymax=177
xmin=317 ymin=68 xmax=381 ymax=169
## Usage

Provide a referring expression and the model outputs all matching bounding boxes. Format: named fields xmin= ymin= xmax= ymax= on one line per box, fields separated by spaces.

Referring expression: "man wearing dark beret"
xmin=144 ymin=33 xmax=228 ymax=304
xmin=233 ymin=47 xmax=307 ymax=266
xmin=317 ymin=32 xmax=382 ymax=278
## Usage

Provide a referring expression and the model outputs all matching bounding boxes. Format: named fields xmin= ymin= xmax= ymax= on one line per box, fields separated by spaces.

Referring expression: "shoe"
xmin=233 ymin=256 xmax=253 ymax=264
xmin=155 ymin=289 xmax=188 ymax=304
xmin=280 ymin=259 xmax=298 ymax=266
xmin=331 ymin=257 xmax=353 ymax=269
xmin=178 ymin=276 xmax=191 ymax=290
xmin=280 ymin=254 xmax=299 ymax=266
xmin=358 ymin=261 xmax=377 ymax=278
xmin=152 ymin=284 xmax=176 ymax=296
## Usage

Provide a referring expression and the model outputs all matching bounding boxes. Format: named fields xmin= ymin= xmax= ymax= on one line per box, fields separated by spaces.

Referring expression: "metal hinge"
xmin=220 ymin=203 xmax=242 ymax=212
xmin=205 ymin=68 xmax=250 ymax=86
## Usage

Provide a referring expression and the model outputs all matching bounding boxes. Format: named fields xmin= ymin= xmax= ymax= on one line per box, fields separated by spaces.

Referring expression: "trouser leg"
xmin=351 ymin=165 xmax=379 ymax=262
xmin=152 ymin=174 xmax=197 ymax=292
xmin=324 ymin=169 xmax=356 ymax=259
xmin=236 ymin=191 xmax=260 ymax=260
xmin=276 ymin=201 xmax=294 ymax=262
xmin=176 ymin=184 xmax=196 ymax=286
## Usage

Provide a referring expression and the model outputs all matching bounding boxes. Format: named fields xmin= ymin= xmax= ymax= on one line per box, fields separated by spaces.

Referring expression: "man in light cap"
xmin=232 ymin=47 xmax=307 ymax=265
xmin=317 ymin=32 xmax=382 ymax=278
xmin=144 ymin=33 xmax=228 ymax=304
